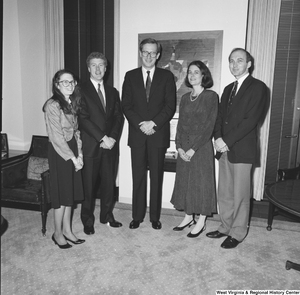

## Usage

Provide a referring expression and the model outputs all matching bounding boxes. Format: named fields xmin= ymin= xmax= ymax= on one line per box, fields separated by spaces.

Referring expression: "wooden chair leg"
xmin=41 ymin=210 xmax=47 ymax=236
xmin=40 ymin=188 xmax=47 ymax=236
xmin=267 ymin=202 xmax=275 ymax=231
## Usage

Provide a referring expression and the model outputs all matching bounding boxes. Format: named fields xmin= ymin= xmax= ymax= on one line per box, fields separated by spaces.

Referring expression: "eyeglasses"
xmin=141 ymin=51 xmax=157 ymax=58
xmin=58 ymin=80 xmax=77 ymax=87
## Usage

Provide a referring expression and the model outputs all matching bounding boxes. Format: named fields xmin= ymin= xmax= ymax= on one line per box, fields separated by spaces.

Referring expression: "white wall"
xmin=117 ymin=0 xmax=249 ymax=209
xmin=3 ymin=0 xmax=47 ymax=150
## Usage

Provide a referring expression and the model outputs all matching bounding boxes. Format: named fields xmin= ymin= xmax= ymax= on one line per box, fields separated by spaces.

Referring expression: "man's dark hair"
xmin=139 ymin=38 xmax=161 ymax=55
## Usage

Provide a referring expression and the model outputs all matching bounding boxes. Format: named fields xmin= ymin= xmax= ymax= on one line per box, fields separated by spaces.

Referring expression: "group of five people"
xmin=43 ymin=38 xmax=267 ymax=250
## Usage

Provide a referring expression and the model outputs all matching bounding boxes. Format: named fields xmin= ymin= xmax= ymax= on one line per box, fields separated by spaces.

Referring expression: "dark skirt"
xmin=170 ymin=139 xmax=217 ymax=216
xmin=48 ymin=136 xmax=84 ymax=209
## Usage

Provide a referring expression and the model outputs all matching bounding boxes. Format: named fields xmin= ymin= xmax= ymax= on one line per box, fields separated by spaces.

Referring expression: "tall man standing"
xmin=79 ymin=52 xmax=124 ymax=235
xmin=122 ymin=38 xmax=176 ymax=230
xmin=206 ymin=48 xmax=268 ymax=248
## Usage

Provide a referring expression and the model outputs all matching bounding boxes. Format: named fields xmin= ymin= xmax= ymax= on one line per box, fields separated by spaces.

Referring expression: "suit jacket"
xmin=121 ymin=67 xmax=176 ymax=148
xmin=78 ymin=80 xmax=124 ymax=158
xmin=214 ymin=75 xmax=268 ymax=164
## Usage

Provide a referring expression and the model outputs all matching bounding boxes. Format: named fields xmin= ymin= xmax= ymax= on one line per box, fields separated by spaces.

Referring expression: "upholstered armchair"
xmin=1 ymin=135 xmax=51 ymax=236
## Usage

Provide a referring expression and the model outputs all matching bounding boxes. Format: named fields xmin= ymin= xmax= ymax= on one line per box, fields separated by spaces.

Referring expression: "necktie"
xmin=145 ymin=71 xmax=151 ymax=102
xmin=97 ymin=83 xmax=106 ymax=112
xmin=228 ymin=80 xmax=238 ymax=107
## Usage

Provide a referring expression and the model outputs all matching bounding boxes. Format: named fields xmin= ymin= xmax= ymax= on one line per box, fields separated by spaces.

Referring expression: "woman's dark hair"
xmin=42 ymin=69 xmax=81 ymax=114
xmin=185 ymin=60 xmax=214 ymax=89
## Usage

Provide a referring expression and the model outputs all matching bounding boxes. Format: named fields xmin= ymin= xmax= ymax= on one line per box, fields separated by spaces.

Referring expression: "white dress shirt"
xmin=142 ymin=67 xmax=155 ymax=87
xmin=90 ymin=78 xmax=106 ymax=104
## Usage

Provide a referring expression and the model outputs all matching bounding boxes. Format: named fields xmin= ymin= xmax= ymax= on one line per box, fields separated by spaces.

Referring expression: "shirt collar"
xmin=142 ymin=66 xmax=155 ymax=76
xmin=90 ymin=78 xmax=103 ymax=89
xmin=236 ymin=73 xmax=249 ymax=85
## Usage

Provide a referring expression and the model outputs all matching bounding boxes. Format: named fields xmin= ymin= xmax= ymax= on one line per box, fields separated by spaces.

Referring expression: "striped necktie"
xmin=97 ymin=83 xmax=106 ymax=112
xmin=228 ymin=80 xmax=238 ymax=107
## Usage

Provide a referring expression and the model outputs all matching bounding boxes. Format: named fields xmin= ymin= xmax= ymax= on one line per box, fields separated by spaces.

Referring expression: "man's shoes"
xmin=107 ymin=220 xmax=122 ymax=228
xmin=151 ymin=221 xmax=162 ymax=230
xmin=129 ymin=220 xmax=142 ymax=229
xmin=206 ymin=230 xmax=227 ymax=239
xmin=221 ymin=236 xmax=240 ymax=249
xmin=83 ymin=226 xmax=95 ymax=235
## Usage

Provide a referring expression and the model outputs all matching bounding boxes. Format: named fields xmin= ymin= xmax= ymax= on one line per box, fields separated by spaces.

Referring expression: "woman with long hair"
xmin=43 ymin=69 xmax=85 ymax=249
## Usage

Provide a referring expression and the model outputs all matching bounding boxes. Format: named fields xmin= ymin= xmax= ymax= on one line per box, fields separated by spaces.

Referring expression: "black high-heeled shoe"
xmin=63 ymin=235 xmax=85 ymax=245
xmin=52 ymin=234 xmax=72 ymax=249
xmin=173 ymin=219 xmax=196 ymax=231
xmin=187 ymin=225 xmax=206 ymax=238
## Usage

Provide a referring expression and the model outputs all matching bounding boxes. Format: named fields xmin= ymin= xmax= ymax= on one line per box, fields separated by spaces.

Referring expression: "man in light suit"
xmin=79 ymin=52 xmax=124 ymax=235
xmin=122 ymin=38 xmax=176 ymax=230
xmin=206 ymin=48 xmax=268 ymax=248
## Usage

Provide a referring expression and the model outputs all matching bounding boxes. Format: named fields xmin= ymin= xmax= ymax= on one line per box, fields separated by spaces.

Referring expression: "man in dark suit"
xmin=122 ymin=38 xmax=176 ymax=230
xmin=206 ymin=48 xmax=268 ymax=248
xmin=79 ymin=52 xmax=124 ymax=235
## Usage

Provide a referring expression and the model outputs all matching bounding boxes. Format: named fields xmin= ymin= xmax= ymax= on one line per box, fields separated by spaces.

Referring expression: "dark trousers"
xmin=131 ymin=142 xmax=166 ymax=222
xmin=81 ymin=147 xmax=117 ymax=227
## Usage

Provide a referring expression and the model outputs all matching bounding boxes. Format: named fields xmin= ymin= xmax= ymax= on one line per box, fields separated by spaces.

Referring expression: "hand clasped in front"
xmin=139 ymin=121 xmax=156 ymax=136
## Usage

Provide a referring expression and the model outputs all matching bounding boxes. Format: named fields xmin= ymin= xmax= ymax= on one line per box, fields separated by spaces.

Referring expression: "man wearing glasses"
xmin=122 ymin=38 xmax=176 ymax=230
xmin=79 ymin=52 xmax=124 ymax=235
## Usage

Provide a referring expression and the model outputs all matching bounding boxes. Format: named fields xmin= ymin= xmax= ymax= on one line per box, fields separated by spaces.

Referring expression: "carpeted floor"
xmin=1 ymin=202 xmax=300 ymax=295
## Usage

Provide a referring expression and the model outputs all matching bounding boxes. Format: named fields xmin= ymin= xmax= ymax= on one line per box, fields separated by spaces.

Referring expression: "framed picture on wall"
xmin=138 ymin=30 xmax=223 ymax=114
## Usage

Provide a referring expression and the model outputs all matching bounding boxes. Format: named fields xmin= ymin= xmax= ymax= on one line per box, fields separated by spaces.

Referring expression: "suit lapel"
xmin=148 ymin=67 xmax=161 ymax=102
xmin=103 ymin=84 xmax=111 ymax=115
xmin=136 ymin=68 xmax=148 ymax=102
xmin=227 ymin=75 xmax=253 ymax=114
xmin=86 ymin=80 xmax=106 ymax=114
xmin=235 ymin=75 xmax=253 ymax=99
xmin=137 ymin=67 xmax=161 ymax=103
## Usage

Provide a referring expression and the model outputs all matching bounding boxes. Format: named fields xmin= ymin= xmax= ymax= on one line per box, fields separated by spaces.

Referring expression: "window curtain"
xmin=246 ymin=0 xmax=281 ymax=200
xmin=63 ymin=0 xmax=114 ymax=85
xmin=44 ymin=0 xmax=64 ymax=98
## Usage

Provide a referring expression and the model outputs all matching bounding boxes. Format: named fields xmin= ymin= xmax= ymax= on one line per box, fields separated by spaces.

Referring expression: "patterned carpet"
xmin=1 ymin=202 xmax=300 ymax=295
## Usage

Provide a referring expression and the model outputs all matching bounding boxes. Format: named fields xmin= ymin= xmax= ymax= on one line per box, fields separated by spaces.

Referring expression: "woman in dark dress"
xmin=171 ymin=61 xmax=218 ymax=238
xmin=43 ymin=70 xmax=85 ymax=249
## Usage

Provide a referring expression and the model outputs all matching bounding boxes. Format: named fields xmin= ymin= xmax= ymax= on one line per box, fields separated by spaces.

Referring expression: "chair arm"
xmin=1 ymin=157 xmax=29 ymax=187
xmin=1 ymin=153 xmax=28 ymax=166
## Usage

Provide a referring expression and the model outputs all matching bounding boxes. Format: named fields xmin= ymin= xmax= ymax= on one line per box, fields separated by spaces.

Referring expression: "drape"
xmin=246 ymin=0 xmax=281 ymax=200
xmin=44 ymin=0 xmax=64 ymax=98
